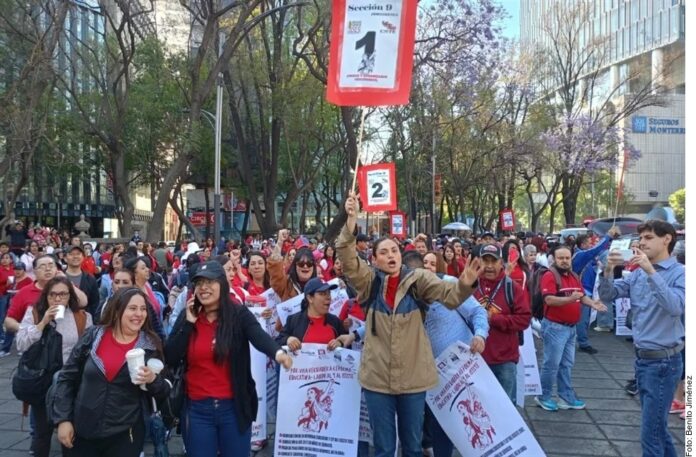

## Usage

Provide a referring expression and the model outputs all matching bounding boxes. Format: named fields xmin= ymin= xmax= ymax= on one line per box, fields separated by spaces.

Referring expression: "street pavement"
xmin=0 ymin=330 xmax=685 ymax=456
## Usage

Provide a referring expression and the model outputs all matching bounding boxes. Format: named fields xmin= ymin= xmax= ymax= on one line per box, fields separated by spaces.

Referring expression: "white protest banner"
xmin=518 ymin=326 xmax=542 ymax=398
xmin=261 ymin=288 xmax=282 ymax=337
xmin=275 ymin=281 xmax=351 ymax=326
xmin=359 ymin=391 xmax=372 ymax=445
xmin=274 ymin=344 xmax=362 ymax=457
xmin=427 ymin=341 xmax=545 ymax=457
xmin=248 ymin=307 xmax=268 ymax=442
xmin=276 ymin=294 xmax=305 ymax=326
xmin=326 ymin=0 xmax=418 ymax=106
xmin=615 ymin=297 xmax=632 ymax=336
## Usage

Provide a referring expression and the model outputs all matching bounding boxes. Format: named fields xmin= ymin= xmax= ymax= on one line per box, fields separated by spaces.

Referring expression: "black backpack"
xmin=12 ymin=322 xmax=63 ymax=404
xmin=529 ymin=265 xmax=580 ymax=321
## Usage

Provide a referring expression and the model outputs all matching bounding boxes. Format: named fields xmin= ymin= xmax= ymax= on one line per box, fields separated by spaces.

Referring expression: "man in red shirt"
xmin=473 ymin=244 xmax=531 ymax=403
xmin=12 ymin=262 xmax=33 ymax=290
xmin=535 ymin=245 xmax=606 ymax=411
xmin=1 ymin=254 xmax=88 ymax=357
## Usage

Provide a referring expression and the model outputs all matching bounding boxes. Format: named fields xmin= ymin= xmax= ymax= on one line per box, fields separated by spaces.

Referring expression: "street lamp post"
xmin=214 ymin=74 xmax=223 ymax=248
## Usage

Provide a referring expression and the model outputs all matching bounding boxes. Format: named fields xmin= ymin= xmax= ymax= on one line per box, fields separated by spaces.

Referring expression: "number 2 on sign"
xmin=356 ymin=31 xmax=376 ymax=74
xmin=371 ymin=182 xmax=384 ymax=199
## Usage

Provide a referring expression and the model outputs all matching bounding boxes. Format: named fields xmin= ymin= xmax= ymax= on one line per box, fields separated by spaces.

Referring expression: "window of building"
xmin=653 ymin=0 xmax=662 ymax=15
xmin=662 ymin=10 xmax=669 ymax=39
xmin=631 ymin=0 xmax=639 ymax=21
xmin=619 ymin=1 xmax=626 ymax=26
xmin=671 ymin=6 xmax=679 ymax=39
xmin=653 ymin=12 xmax=661 ymax=43
xmin=641 ymin=0 xmax=648 ymax=17
xmin=611 ymin=9 xmax=619 ymax=31
xmin=637 ymin=19 xmax=645 ymax=50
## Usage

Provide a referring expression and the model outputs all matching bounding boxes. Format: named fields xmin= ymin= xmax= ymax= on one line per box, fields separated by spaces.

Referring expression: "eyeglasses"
xmin=48 ymin=292 xmax=70 ymax=299
xmin=35 ymin=263 xmax=56 ymax=271
xmin=296 ymin=261 xmax=314 ymax=268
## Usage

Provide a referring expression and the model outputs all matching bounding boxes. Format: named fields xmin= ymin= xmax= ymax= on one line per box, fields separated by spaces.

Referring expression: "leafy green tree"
xmin=669 ymin=188 xmax=685 ymax=224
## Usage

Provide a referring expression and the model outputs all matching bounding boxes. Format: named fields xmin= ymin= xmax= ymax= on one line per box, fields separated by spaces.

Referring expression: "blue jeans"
xmin=540 ymin=320 xmax=579 ymax=402
xmin=0 ymin=295 xmax=8 ymax=342
xmin=357 ymin=440 xmax=370 ymax=457
xmin=575 ymin=291 xmax=593 ymax=348
xmin=182 ymin=398 xmax=250 ymax=457
xmin=424 ymin=405 xmax=453 ymax=457
xmin=363 ymin=389 xmax=425 ymax=457
xmin=488 ymin=362 xmax=517 ymax=404
xmin=635 ymin=355 xmax=682 ymax=457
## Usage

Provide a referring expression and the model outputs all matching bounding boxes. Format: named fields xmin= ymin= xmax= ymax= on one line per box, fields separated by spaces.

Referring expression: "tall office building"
xmin=520 ymin=0 xmax=685 ymax=214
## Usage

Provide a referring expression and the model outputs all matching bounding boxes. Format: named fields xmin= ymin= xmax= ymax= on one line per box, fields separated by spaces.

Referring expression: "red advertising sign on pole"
xmin=326 ymin=0 xmax=418 ymax=106
xmin=389 ymin=211 xmax=406 ymax=238
xmin=499 ymin=208 xmax=516 ymax=232
xmin=190 ymin=212 xmax=215 ymax=226
xmin=358 ymin=162 xmax=397 ymax=212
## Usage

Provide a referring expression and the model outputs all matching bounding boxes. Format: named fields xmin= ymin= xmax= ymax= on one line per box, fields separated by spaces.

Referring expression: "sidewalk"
xmin=0 ymin=331 xmax=684 ymax=456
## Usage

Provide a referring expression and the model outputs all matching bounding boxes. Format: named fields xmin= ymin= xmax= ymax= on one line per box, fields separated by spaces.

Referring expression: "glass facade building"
xmin=520 ymin=0 xmax=685 ymax=213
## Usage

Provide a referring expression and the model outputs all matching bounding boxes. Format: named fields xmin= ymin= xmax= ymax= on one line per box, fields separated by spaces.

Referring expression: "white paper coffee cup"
xmin=147 ymin=358 xmax=164 ymax=374
xmin=126 ymin=348 xmax=145 ymax=385
xmin=8 ymin=276 xmax=14 ymax=285
xmin=54 ymin=305 xmax=66 ymax=320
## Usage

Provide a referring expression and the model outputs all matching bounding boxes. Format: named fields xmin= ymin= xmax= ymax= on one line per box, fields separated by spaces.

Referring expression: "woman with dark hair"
xmin=164 ymin=261 xmax=293 ymax=457
xmin=99 ymin=251 xmax=124 ymax=303
xmin=277 ymin=277 xmax=348 ymax=351
xmin=336 ymin=192 xmax=480 ymax=457
xmin=423 ymin=250 xmax=447 ymax=276
xmin=502 ymin=239 xmax=530 ymax=291
xmin=320 ymin=245 xmax=337 ymax=281
xmin=17 ymin=277 xmax=92 ymax=457
xmin=268 ymin=230 xmax=317 ymax=301
xmin=244 ymin=251 xmax=271 ymax=296
xmin=96 ymin=268 xmax=135 ymax=320
xmin=53 ymin=287 xmax=168 ymax=457
xmin=124 ymin=256 xmax=161 ymax=317
xmin=442 ymin=244 xmax=461 ymax=277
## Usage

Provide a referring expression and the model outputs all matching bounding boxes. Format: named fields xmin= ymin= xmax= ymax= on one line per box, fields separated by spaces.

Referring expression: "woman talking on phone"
xmin=164 ymin=261 xmax=293 ymax=457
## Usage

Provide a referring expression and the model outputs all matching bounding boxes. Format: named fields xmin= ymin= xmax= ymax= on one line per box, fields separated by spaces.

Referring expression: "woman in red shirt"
xmin=443 ymin=244 xmax=462 ymax=277
xmin=244 ymin=251 xmax=271 ymax=296
xmin=502 ymin=240 xmax=530 ymax=291
xmin=164 ymin=261 xmax=292 ymax=457
xmin=0 ymin=253 xmax=14 ymax=344
xmin=320 ymin=245 xmax=337 ymax=281
xmin=54 ymin=288 xmax=168 ymax=457
xmin=277 ymin=278 xmax=349 ymax=351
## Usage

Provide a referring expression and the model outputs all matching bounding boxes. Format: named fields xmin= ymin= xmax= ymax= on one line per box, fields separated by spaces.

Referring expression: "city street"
xmin=0 ymin=331 xmax=685 ymax=456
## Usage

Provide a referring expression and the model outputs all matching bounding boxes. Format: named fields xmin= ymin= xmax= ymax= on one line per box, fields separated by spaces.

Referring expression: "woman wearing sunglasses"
xmin=268 ymin=230 xmax=317 ymax=301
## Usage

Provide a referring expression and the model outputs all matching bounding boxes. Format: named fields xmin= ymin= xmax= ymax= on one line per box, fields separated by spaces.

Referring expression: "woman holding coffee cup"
xmin=52 ymin=287 xmax=169 ymax=457
xmin=16 ymin=277 xmax=92 ymax=457
xmin=165 ymin=260 xmax=293 ymax=457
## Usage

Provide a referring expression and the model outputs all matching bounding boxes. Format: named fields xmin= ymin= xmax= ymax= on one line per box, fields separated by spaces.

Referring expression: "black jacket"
xmin=52 ymin=326 xmax=170 ymax=440
xmin=277 ymin=311 xmax=347 ymax=345
xmin=70 ymin=272 xmax=100 ymax=317
xmin=164 ymin=307 xmax=282 ymax=433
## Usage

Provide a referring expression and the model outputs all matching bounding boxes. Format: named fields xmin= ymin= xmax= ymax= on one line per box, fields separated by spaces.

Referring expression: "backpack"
xmin=498 ymin=276 xmax=523 ymax=346
xmin=529 ymin=266 xmax=580 ymax=321
xmin=12 ymin=321 xmax=63 ymax=404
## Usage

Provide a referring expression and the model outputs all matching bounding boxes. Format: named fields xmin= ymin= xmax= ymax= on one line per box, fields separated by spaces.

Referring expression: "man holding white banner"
xmin=336 ymin=192 xmax=481 ymax=457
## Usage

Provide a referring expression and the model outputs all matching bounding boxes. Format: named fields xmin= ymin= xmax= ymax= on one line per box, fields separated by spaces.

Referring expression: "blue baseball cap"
xmin=304 ymin=278 xmax=338 ymax=296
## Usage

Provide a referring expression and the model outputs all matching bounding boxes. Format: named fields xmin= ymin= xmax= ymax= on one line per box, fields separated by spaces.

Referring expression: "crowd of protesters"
xmin=0 ymin=203 xmax=684 ymax=457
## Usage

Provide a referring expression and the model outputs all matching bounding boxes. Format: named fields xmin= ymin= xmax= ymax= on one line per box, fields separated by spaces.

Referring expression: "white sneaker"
xmin=0 ymin=350 xmax=11 ymax=358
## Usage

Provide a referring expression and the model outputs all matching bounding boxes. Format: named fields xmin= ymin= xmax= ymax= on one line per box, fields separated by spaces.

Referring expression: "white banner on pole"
xmin=427 ymin=341 xmax=545 ymax=457
xmin=274 ymin=344 xmax=362 ymax=457
xmin=249 ymin=307 xmax=268 ymax=442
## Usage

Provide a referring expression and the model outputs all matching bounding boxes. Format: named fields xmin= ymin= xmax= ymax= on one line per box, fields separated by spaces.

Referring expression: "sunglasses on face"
xmin=296 ymin=261 xmax=314 ymax=268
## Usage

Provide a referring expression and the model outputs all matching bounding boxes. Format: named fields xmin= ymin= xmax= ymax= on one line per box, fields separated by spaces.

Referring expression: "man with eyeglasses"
xmin=1 ymin=254 xmax=87 ymax=357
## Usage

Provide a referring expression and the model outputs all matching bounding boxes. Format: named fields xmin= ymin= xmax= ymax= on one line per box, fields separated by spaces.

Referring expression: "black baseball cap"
xmin=191 ymin=261 xmax=225 ymax=281
xmin=479 ymin=243 xmax=502 ymax=260
xmin=304 ymin=278 xmax=338 ymax=295
xmin=356 ymin=234 xmax=370 ymax=243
